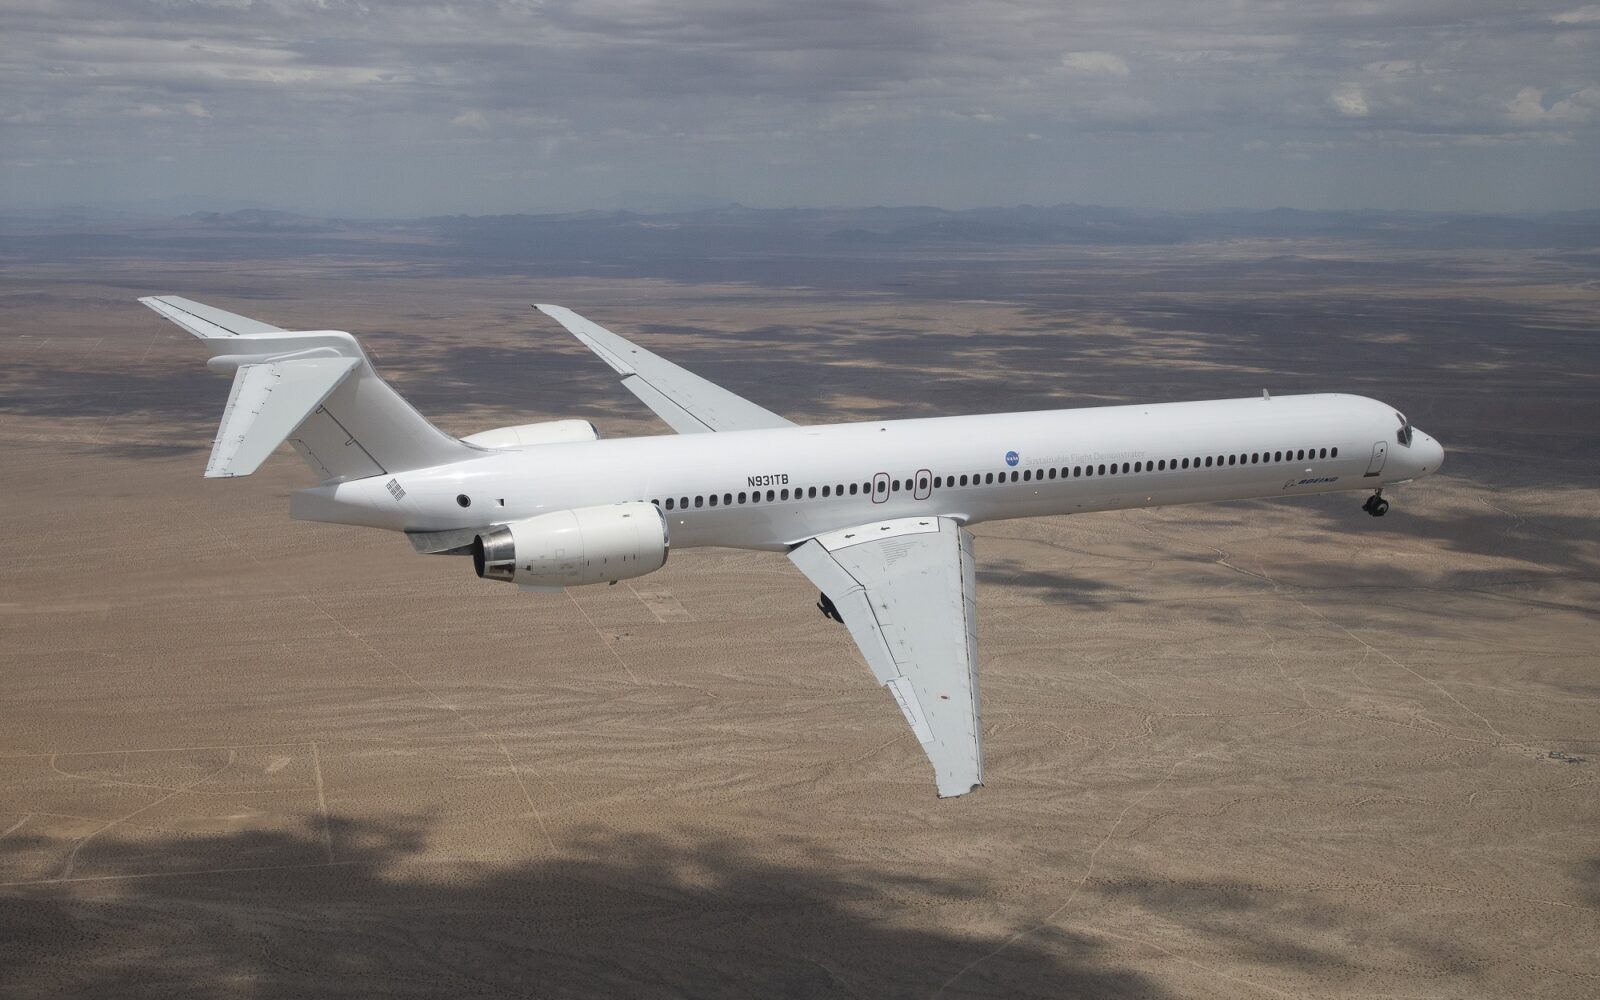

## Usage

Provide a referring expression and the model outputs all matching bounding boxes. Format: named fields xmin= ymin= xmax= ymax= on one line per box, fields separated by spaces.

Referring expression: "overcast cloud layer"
xmin=3 ymin=0 xmax=1597 ymax=215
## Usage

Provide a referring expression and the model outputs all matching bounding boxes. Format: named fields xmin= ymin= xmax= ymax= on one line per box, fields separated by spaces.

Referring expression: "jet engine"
xmin=462 ymin=419 xmax=599 ymax=449
xmin=473 ymin=502 xmax=668 ymax=588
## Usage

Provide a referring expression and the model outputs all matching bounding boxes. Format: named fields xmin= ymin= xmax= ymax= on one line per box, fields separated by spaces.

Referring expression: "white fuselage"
xmin=292 ymin=392 xmax=1444 ymax=551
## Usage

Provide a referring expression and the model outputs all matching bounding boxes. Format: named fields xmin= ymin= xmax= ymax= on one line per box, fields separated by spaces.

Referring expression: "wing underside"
xmin=535 ymin=304 xmax=795 ymax=434
xmin=789 ymin=516 xmax=984 ymax=797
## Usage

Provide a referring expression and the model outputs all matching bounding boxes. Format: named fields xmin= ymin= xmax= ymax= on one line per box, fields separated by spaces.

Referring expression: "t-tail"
xmin=141 ymin=295 xmax=480 ymax=482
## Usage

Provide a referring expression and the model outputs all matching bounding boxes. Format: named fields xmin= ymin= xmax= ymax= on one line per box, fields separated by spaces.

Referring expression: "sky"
xmin=2 ymin=0 xmax=1597 ymax=216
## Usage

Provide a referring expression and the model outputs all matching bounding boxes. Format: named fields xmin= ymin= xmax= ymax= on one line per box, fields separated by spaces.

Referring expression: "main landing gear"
xmin=1362 ymin=491 xmax=1390 ymax=517
xmin=817 ymin=592 xmax=845 ymax=624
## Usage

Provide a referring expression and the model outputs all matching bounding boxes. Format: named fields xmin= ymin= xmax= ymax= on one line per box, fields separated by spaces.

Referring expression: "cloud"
xmin=1059 ymin=51 xmax=1130 ymax=76
xmin=0 ymin=0 xmax=1595 ymax=213
xmin=1552 ymin=5 xmax=1600 ymax=23
xmin=1331 ymin=82 xmax=1369 ymax=117
xmin=1507 ymin=84 xmax=1600 ymax=123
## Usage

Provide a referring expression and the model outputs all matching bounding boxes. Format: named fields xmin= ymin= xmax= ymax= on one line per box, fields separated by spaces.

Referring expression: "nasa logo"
xmin=1005 ymin=451 xmax=1020 ymax=467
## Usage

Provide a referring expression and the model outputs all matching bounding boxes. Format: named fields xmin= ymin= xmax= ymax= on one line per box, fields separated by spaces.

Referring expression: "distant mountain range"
xmin=6 ymin=203 xmax=1597 ymax=253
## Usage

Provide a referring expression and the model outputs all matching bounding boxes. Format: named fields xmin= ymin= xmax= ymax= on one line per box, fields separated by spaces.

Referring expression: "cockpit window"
xmin=1396 ymin=412 xmax=1412 ymax=446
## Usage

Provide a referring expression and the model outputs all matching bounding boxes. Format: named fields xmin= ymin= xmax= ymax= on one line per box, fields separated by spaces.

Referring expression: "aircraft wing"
xmin=141 ymin=295 xmax=286 ymax=337
xmin=535 ymin=304 xmax=795 ymax=434
xmin=788 ymin=516 xmax=984 ymax=797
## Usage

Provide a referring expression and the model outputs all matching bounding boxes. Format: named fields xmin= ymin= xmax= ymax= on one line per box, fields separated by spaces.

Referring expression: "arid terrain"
xmin=1 ymin=210 xmax=1596 ymax=998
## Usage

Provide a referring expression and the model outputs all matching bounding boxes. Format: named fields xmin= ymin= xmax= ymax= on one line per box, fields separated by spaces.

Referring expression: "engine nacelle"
xmin=473 ymin=502 xmax=668 ymax=588
xmin=462 ymin=419 xmax=599 ymax=449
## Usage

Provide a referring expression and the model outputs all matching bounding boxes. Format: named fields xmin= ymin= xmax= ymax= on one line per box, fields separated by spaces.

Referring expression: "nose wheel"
xmin=1362 ymin=492 xmax=1389 ymax=517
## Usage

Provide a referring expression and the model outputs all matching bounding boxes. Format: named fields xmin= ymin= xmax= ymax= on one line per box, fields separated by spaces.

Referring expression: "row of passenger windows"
xmin=650 ymin=446 xmax=1338 ymax=511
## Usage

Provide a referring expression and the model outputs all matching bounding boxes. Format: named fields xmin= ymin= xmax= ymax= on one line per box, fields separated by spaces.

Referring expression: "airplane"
xmin=140 ymin=295 xmax=1444 ymax=798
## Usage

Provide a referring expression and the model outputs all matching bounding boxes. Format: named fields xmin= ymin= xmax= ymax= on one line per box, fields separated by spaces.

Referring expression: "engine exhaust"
xmin=472 ymin=526 xmax=516 ymax=582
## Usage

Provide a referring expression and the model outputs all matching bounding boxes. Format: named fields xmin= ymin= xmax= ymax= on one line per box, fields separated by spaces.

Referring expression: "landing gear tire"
xmin=1363 ymin=493 xmax=1389 ymax=517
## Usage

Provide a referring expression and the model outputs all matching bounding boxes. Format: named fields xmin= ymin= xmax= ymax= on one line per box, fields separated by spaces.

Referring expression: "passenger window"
xmin=680 ymin=496 xmax=689 ymax=508
xmin=892 ymin=480 xmax=900 ymax=491
xmin=808 ymin=487 xmax=817 ymax=499
xmin=1204 ymin=457 xmax=1212 ymax=467
xmin=919 ymin=476 xmax=929 ymax=490
xmin=665 ymin=498 xmax=675 ymax=510
xmin=982 ymin=473 xmax=992 ymax=484
xmin=739 ymin=492 xmax=747 ymax=504
xmin=1008 ymin=471 xmax=1016 ymax=482
xmin=1319 ymin=448 xmax=1327 ymax=459
xmin=767 ymin=489 xmax=775 ymax=501
xmin=849 ymin=483 xmax=858 ymax=495
xmin=822 ymin=485 xmax=830 ymax=497
xmin=780 ymin=488 xmax=789 ymax=500
xmin=960 ymin=475 xmax=968 ymax=486
xmin=1022 ymin=469 xmax=1031 ymax=481
xmin=694 ymin=496 xmax=704 ymax=508
xmin=1331 ymin=447 xmax=1339 ymax=458
xmin=1049 ymin=468 xmax=1057 ymax=479
xmin=724 ymin=493 xmax=732 ymax=505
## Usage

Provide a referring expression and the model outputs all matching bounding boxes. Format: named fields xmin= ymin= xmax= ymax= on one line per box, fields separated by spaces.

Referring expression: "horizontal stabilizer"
xmin=207 ymin=357 xmax=359 ymax=478
xmin=140 ymin=295 xmax=286 ymax=339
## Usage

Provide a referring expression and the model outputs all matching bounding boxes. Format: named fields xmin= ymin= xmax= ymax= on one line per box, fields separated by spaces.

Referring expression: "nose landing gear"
xmin=1362 ymin=492 xmax=1390 ymax=517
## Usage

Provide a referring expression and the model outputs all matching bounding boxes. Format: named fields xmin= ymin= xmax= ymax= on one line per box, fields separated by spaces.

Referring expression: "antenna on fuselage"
xmin=1262 ymin=388 xmax=1271 ymax=401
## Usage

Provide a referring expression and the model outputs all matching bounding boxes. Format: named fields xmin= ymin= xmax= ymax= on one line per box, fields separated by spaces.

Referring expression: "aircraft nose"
xmin=1413 ymin=429 xmax=1444 ymax=475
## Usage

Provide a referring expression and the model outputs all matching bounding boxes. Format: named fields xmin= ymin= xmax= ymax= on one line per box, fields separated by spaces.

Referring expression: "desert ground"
xmin=1 ymin=214 xmax=1596 ymax=998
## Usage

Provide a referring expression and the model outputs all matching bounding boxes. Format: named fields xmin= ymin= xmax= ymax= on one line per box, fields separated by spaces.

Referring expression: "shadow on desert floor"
xmin=1 ymin=816 xmax=1163 ymax=1000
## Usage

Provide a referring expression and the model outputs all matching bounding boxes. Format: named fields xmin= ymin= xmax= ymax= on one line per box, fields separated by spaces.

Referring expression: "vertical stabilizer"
xmin=141 ymin=296 xmax=482 ymax=481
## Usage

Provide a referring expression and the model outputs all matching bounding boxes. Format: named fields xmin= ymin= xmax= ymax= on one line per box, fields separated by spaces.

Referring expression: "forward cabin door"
xmin=1365 ymin=441 xmax=1388 ymax=477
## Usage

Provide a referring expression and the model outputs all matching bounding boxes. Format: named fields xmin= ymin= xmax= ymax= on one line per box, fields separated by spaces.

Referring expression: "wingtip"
xmin=935 ymin=781 xmax=985 ymax=799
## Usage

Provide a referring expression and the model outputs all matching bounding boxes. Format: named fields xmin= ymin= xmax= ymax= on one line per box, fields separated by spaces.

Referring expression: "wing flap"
xmin=206 ymin=357 xmax=359 ymax=478
xmin=789 ymin=516 xmax=984 ymax=798
xmin=535 ymin=304 xmax=795 ymax=434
